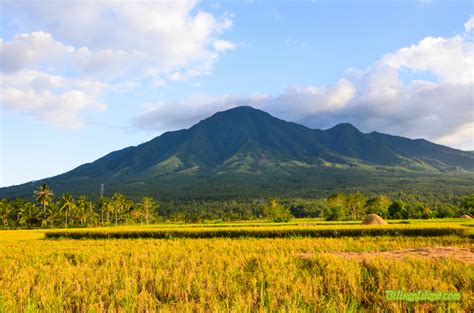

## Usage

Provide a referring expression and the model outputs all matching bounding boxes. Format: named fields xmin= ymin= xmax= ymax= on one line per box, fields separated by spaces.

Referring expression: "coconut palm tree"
xmin=43 ymin=203 xmax=62 ymax=228
xmin=34 ymin=184 xmax=54 ymax=214
xmin=98 ymin=197 xmax=108 ymax=224
xmin=76 ymin=195 xmax=98 ymax=226
xmin=111 ymin=193 xmax=131 ymax=225
xmin=19 ymin=202 xmax=41 ymax=228
xmin=0 ymin=199 xmax=14 ymax=227
xmin=59 ymin=193 xmax=76 ymax=228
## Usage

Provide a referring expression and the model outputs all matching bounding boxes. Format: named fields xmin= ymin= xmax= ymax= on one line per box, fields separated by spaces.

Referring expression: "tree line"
xmin=0 ymin=184 xmax=472 ymax=228
xmin=0 ymin=184 xmax=158 ymax=228
xmin=289 ymin=192 xmax=473 ymax=221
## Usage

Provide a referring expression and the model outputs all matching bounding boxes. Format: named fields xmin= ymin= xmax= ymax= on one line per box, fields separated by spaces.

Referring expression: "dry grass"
xmin=1 ymin=222 xmax=473 ymax=311
xmin=361 ymin=214 xmax=388 ymax=225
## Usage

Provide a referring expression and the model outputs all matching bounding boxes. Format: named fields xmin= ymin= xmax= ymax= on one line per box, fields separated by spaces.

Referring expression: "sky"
xmin=0 ymin=0 xmax=473 ymax=187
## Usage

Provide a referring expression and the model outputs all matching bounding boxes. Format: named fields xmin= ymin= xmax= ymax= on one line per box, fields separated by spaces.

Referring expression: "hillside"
xmin=1 ymin=106 xmax=473 ymax=199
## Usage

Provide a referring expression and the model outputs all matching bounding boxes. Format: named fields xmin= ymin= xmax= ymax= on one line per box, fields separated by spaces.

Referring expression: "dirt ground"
xmin=297 ymin=247 xmax=474 ymax=264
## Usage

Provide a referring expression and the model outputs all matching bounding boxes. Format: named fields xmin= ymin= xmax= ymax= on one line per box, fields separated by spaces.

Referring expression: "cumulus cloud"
xmin=134 ymin=18 xmax=474 ymax=150
xmin=1 ymin=70 xmax=106 ymax=128
xmin=133 ymin=94 xmax=269 ymax=131
xmin=382 ymin=35 xmax=473 ymax=85
xmin=1 ymin=0 xmax=234 ymax=127
xmin=2 ymin=0 xmax=233 ymax=80
xmin=212 ymin=40 xmax=236 ymax=52
xmin=465 ymin=16 xmax=474 ymax=33
xmin=0 ymin=31 xmax=74 ymax=73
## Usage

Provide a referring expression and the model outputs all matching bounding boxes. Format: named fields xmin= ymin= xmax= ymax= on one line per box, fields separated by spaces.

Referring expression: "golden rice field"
xmin=0 ymin=220 xmax=473 ymax=312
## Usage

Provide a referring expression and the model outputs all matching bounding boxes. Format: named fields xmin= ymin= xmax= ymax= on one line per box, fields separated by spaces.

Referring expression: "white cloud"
xmin=437 ymin=122 xmax=474 ymax=150
xmin=464 ymin=16 xmax=474 ymax=33
xmin=382 ymin=35 xmax=473 ymax=85
xmin=0 ymin=31 xmax=74 ymax=73
xmin=1 ymin=70 xmax=106 ymax=128
xmin=1 ymin=0 xmax=234 ymax=127
xmin=133 ymin=17 xmax=474 ymax=150
xmin=212 ymin=40 xmax=235 ymax=52
xmin=133 ymin=94 xmax=269 ymax=131
xmin=2 ymin=0 xmax=234 ymax=79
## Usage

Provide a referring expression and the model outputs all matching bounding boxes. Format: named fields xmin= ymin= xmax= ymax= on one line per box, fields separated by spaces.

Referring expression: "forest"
xmin=1 ymin=183 xmax=472 ymax=228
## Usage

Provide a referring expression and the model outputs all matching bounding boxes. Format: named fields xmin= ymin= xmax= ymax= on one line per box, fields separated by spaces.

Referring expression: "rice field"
xmin=0 ymin=219 xmax=473 ymax=312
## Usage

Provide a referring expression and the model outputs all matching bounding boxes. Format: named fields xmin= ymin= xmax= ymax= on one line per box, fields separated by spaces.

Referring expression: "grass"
xmin=1 ymin=219 xmax=473 ymax=312
xmin=44 ymin=224 xmax=469 ymax=239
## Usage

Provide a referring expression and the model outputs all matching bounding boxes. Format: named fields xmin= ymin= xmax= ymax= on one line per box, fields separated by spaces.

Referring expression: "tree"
xmin=0 ymin=199 xmax=14 ymax=227
xmin=19 ymin=202 xmax=41 ymax=228
xmin=326 ymin=193 xmax=348 ymax=220
xmin=409 ymin=203 xmax=432 ymax=219
xmin=59 ymin=193 xmax=76 ymax=227
xmin=110 ymin=193 xmax=133 ymax=225
xmin=325 ymin=206 xmax=346 ymax=221
xmin=461 ymin=194 xmax=474 ymax=216
xmin=135 ymin=197 xmax=159 ymax=224
xmin=388 ymin=200 xmax=408 ymax=219
xmin=43 ymin=203 xmax=62 ymax=228
xmin=436 ymin=205 xmax=458 ymax=218
xmin=346 ymin=192 xmax=367 ymax=220
xmin=34 ymin=183 xmax=54 ymax=214
xmin=97 ymin=196 xmax=109 ymax=224
xmin=365 ymin=195 xmax=391 ymax=218
xmin=12 ymin=198 xmax=29 ymax=226
xmin=76 ymin=195 xmax=98 ymax=227
xmin=262 ymin=198 xmax=292 ymax=222
xmin=327 ymin=193 xmax=346 ymax=209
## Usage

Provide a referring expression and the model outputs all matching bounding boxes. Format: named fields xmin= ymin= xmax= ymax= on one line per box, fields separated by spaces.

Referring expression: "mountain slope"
xmin=1 ymin=106 xmax=473 ymax=199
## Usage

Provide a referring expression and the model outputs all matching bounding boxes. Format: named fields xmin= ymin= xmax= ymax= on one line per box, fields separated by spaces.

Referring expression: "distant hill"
xmin=2 ymin=106 xmax=473 ymax=199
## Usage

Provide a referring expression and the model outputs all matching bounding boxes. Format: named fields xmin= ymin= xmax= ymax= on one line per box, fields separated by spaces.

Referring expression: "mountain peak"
xmin=226 ymin=105 xmax=259 ymax=112
xmin=328 ymin=123 xmax=359 ymax=131
xmin=1 ymin=107 xmax=473 ymax=198
xmin=327 ymin=123 xmax=361 ymax=134
xmin=212 ymin=105 xmax=267 ymax=118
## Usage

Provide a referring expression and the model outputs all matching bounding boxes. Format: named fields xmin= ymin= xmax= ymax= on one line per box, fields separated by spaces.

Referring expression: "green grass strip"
xmin=45 ymin=226 xmax=468 ymax=239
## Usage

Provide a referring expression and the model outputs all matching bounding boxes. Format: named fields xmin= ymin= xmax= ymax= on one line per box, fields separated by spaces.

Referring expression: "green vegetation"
xmin=45 ymin=224 xmax=469 ymax=239
xmin=1 ymin=184 xmax=472 ymax=229
xmin=1 ymin=107 xmax=473 ymax=201
xmin=262 ymin=198 xmax=292 ymax=222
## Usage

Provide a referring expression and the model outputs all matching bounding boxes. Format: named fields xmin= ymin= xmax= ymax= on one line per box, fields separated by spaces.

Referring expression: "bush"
xmin=325 ymin=206 xmax=346 ymax=221
xmin=388 ymin=200 xmax=409 ymax=219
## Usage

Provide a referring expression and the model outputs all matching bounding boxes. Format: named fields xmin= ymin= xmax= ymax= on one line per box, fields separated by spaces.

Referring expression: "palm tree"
xmin=104 ymin=198 xmax=114 ymax=225
xmin=12 ymin=198 xmax=28 ymax=226
xmin=34 ymin=184 xmax=54 ymax=214
xmin=19 ymin=202 xmax=41 ymax=228
xmin=98 ymin=197 xmax=108 ymax=224
xmin=76 ymin=195 xmax=98 ymax=227
xmin=43 ymin=203 xmax=62 ymax=228
xmin=0 ymin=199 xmax=14 ymax=227
xmin=59 ymin=193 xmax=76 ymax=228
xmin=111 ymin=193 xmax=129 ymax=225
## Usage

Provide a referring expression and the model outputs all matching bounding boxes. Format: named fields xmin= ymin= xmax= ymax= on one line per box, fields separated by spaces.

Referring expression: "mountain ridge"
xmin=1 ymin=106 xmax=473 ymax=199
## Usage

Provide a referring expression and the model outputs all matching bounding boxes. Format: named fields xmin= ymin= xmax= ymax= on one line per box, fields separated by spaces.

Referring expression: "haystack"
xmin=361 ymin=214 xmax=388 ymax=225
xmin=460 ymin=214 xmax=472 ymax=219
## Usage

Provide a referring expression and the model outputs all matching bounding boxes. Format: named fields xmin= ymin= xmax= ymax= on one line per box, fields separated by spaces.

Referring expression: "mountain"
xmin=1 ymin=106 xmax=473 ymax=199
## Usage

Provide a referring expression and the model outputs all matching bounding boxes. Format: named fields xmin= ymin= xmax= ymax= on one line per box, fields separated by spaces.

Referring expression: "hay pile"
xmin=460 ymin=214 xmax=472 ymax=219
xmin=361 ymin=214 xmax=388 ymax=225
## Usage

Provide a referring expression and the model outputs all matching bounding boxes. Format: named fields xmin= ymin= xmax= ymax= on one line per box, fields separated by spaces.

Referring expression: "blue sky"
xmin=1 ymin=0 xmax=473 ymax=187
